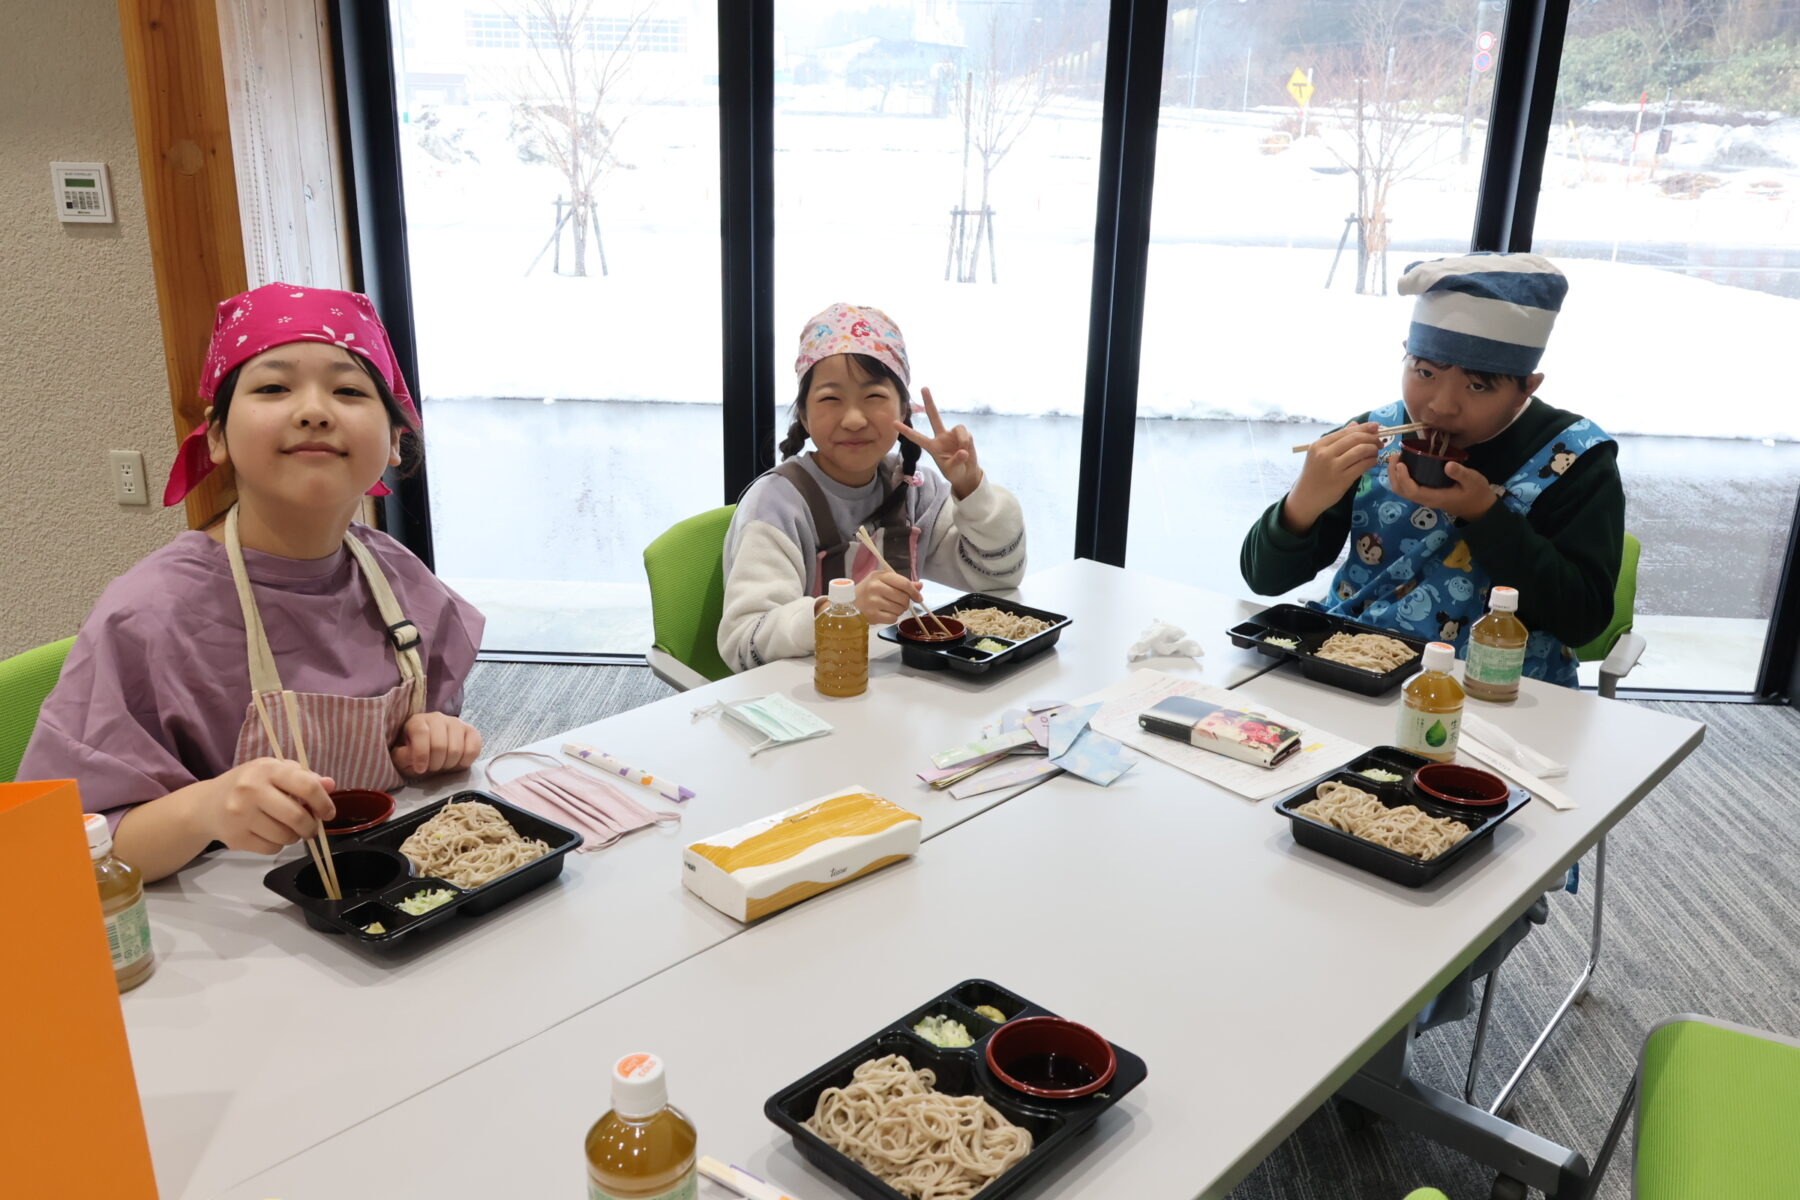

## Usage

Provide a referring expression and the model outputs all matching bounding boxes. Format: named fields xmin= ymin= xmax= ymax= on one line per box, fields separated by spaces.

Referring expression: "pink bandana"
xmin=794 ymin=302 xmax=910 ymax=386
xmin=163 ymin=283 xmax=419 ymax=506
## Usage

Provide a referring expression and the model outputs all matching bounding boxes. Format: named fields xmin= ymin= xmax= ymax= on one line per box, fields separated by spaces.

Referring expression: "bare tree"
xmin=1618 ymin=0 xmax=1724 ymax=77
xmin=947 ymin=10 xmax=1058 ymax=284
xmin=1318 ymin=0 xmax=1462 ymax=294
xmin=501 ymin=0 xmax=644 ymax=276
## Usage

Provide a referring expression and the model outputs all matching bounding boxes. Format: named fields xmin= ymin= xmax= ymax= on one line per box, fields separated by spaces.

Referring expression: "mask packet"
xmin=691 ymin=693 xmax=834 ymax=756
xmin=485 ymin=750 xmax=680 ymax=851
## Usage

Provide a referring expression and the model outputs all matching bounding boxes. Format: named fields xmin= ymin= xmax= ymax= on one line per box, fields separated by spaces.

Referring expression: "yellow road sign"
xmin=1287 ymin=68 xmax=1314 ymax=107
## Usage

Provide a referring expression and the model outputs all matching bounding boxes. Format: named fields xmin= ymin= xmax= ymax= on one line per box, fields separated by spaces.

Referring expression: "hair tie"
xmin=901 ymin=474 xmax=924 ymax=487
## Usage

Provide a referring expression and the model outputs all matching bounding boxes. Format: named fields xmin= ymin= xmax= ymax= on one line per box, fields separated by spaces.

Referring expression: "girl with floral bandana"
xmin=20 ymin=284 xmax=485 ymax=881
xmin=719 ymin=303 xmax=1028 ymax=672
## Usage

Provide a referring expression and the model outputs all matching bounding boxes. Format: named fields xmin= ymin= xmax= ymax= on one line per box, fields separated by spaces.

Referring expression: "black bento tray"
xmin=766 ymin=979 xmax=1146 ymax=1200
xmin=262 ymin=789 xmax=582 ymax=948
xmin=1229 ymin=603 xmax=1430 ymax=695
xmin=876 ymin=593 xmax=1072 ymax=676
xmin=1276 ymin=746 xmax=1530 ymax=887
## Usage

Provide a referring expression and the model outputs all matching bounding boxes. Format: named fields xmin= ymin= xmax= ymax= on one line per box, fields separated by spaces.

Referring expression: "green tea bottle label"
xmin=1396 ymin=707 xmax=1461 ymax=760
xmin=590 ymin=1170 xmax=695 ymax=1200
xmin=106 ymin=898 xmax=153 ymax=970
xmin=1466 ymin=640 xmax=1526 ymax=687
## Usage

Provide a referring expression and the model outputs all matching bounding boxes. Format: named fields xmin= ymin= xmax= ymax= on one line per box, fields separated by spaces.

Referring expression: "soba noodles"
xmin=1313 ymin=632 xmax=1418 ymax=673
xmin=806 ymin=1054 xmax=1033 ymax=1199
xmin=1295 ymin=781 xmax=1469 ymax=861
xmin=951 ymin=607 xmax=1051 ymax=641
xmin=399 ymin=801 xmax=549 ymax=889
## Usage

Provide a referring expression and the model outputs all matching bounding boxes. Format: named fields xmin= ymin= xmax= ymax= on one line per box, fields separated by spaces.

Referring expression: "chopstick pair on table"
xmin=1289 ymin=420 xmax=1429 ymax=453
xmin=853 ymin=525 xmax=953 ymax=636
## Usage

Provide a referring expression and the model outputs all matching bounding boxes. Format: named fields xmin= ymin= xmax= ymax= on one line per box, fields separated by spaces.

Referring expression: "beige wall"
xmin=0 ymin=0 xmax=185 ymax=657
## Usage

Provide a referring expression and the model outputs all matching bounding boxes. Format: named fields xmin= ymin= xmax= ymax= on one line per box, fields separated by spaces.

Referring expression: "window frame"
xmin=330 ymin=0 xmax=1800 ymax=700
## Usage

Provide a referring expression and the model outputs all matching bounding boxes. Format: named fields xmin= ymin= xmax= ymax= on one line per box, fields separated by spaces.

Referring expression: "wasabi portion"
xmin=362 ymin=922 xmax=388 ymax=935
xmin=973 ymin=1004 xmax=1008 ymax=1023
xmin=396 ymin=888 xmax=455 ymax=916
xmin=912 ymin=1014 xmax=975 ymax=1048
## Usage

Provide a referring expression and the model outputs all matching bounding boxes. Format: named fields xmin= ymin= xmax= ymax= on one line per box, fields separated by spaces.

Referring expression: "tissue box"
xmin=1139 ymin=696 xmax=1303 ymax=768
xmin=682 ymin=787 xmax=922 ymax=922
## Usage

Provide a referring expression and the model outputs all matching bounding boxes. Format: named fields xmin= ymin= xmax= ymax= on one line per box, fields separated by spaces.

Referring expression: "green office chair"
xmin=1414 ymin=1015 xmax=1800 ymax=1199
xmin=1594 ymin=1015 xmax=1800 ymax=1197
xmin=0 ymin=636 xmax=76 ymax=784
xmin=642 ymin=505 xmax=736 ymax=691
xmin=1574 ymin=532 xmax=1645 ymax=699
xmin=1463 ymin=534 xmax=1645 ymax=1127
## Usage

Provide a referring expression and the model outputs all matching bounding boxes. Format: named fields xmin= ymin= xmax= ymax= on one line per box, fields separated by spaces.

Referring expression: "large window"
xmin=770 ymin=1 xmax=1112 ymax=579
xmin=351 ymin=0 xmax=1800 ymax=694
xmin=1130 ymin=0 xmax=1508 ymax=602
xmin=1530 ymin=1 xmax=1800 ymax=691
xmin=390 ymin=0 xmax=721 ymax=653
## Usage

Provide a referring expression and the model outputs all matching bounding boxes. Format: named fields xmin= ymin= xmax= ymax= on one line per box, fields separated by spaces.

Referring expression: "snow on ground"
xmin=402 ymin=99 xmax=1799 ymax=441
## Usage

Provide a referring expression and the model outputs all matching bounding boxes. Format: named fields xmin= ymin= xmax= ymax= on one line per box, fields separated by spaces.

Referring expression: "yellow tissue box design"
xmin=682 ymin=787 xmax=921 ymax=922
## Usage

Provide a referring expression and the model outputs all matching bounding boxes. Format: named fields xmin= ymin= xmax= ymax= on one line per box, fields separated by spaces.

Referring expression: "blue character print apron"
xmin=1320 ymin=401 xmax=1613 ymax=687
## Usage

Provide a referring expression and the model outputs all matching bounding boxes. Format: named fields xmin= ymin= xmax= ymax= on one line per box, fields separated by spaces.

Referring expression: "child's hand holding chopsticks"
xmin=1280 ymin=421 xmax=1384 ymax=535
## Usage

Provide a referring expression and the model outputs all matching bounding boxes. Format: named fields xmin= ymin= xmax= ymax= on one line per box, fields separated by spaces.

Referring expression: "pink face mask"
xmin=485 ymin=751 xmax=680 ymax=850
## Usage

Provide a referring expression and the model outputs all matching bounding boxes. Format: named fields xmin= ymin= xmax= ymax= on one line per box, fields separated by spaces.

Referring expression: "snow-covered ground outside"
xmin=399 ymin=91 xmax=1799 ymax=682
xmin=403 ymin=97 xmax=1799 ymax=438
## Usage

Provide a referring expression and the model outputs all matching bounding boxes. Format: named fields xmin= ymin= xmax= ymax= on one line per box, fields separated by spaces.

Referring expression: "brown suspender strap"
xmin=769 ymin=458 xmax=916 ymax=590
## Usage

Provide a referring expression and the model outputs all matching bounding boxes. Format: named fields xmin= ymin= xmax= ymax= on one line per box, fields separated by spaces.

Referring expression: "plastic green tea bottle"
xmin=1464 ymin=586 xmax=1529 ymax=703
xmin=86 ymin=813 xmax=155 ymax=993
xmin=585 ymin=1052 xmax=697 ymax=1200
xmin=1396 ymin=641 xmax=1464 ymax=763
xmin=815 ymin=576 xmax=869 ymax=698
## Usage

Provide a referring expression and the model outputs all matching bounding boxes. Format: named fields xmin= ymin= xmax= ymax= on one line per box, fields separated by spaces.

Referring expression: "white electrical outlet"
xmin=110 ymin=449 xmax=149 ymax=506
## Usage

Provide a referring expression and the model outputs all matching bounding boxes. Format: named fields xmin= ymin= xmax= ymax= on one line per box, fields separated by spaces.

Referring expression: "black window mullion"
xmin=1075 ymin=0 xmax=1170 ymax=566
xmin=1756 ymin=488 xmax=1800 ymax=702
xmin=1471 ymin=0 xmax=1570 ymax=251
xmin=329 ymin=0 xmax=434 ymax=567
xmin=718 ymin=0 xmax=776 ymax=504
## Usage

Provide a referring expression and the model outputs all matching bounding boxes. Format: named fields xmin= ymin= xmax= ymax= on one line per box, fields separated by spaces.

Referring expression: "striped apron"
xmin=225 ymin=505 xmax=427 ymax=790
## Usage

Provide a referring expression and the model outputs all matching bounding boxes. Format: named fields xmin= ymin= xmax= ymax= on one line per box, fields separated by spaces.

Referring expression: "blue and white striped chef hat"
xmin=1399 ymin=252 xmax=1568 ymax=377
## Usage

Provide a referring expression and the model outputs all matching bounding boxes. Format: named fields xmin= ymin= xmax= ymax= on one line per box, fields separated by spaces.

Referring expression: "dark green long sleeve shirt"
xmin=1240 ymin=399 xmax=1625 ymax=648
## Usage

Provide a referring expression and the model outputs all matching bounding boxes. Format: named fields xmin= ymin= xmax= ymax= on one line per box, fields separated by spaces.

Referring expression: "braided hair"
xmin=780 ymin=354 xmax=921 ymax=525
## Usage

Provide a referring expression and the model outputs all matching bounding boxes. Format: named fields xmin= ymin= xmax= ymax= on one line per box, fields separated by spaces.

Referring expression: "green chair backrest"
xmin=1637 ymin=1016 xmax=1800 ymax=1198
xmin=643 ymin=505 xmax=736 ymax=684
xmin=1573 ymin=531 xmax=1640 ymax=663
xmin=0 ymin=637 xmax=76 ymax=784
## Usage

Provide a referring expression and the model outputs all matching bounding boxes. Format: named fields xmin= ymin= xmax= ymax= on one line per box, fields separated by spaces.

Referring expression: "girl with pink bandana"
xmin=719 ymin=303 xmax=1028 ymax=671
xmin=20 ymin=284 xmax=485 ymax=881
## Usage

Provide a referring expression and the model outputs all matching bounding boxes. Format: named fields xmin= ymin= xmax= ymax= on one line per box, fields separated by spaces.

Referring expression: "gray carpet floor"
xmin=459 ymin=666 xmax=1800 ymax=1199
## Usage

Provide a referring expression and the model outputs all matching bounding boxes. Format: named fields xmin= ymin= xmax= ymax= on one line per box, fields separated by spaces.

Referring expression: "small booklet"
xmin=1138 ymin=696 xmax=1304 ymax=769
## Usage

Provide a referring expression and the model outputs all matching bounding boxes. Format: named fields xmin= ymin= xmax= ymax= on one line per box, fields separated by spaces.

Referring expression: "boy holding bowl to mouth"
xmin=1239 ymin=253 xmax=1624 ymax=686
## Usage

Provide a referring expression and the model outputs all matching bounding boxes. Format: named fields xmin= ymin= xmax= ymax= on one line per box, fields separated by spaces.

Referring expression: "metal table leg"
xmin=1466 ymin=837 xmax=1608 ymax=1114
xmin=1344 ymin=1022 xmax=1593 ymax=1200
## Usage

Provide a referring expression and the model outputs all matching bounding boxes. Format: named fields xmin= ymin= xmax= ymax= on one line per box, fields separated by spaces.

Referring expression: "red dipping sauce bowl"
xmin=985 ymin=1016 xmax=1117 ymax=1100
xmin=1399 ymin=436 xmax=1469 ymax=489
xmin=323 ymin=789 xmax=396 ymax=835
xmin=1413 ymin=763 xmax=1510 ymax=807
xmin=896 ymin=615 xmax=967 ymax=644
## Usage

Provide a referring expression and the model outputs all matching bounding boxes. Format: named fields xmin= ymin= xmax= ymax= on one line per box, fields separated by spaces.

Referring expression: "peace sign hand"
xmin=891 ymin=387 xmax=984 ymax=500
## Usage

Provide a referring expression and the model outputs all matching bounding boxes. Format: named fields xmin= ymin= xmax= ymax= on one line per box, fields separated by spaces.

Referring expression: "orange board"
xmin=0 ymin=780 xmax=159 ymax=1197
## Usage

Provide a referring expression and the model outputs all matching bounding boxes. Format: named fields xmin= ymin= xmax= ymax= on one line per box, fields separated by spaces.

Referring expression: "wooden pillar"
xmin=117 ymin=0 xmax=249 ymax=529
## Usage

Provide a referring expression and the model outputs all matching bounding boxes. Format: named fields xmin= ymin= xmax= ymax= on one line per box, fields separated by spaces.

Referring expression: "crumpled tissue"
xmin=1127 ymin=619 xmax=1204 ymax=663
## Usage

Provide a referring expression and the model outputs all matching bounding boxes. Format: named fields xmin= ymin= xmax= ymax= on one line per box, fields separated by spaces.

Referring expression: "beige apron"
xmin=224 ymin=505 xmax=427 ymax=791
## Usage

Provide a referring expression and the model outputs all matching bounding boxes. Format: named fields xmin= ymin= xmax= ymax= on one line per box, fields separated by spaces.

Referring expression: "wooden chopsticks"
xmin=1291 ymin=421 xmax=1428 ymax=453
xmin=282 ymin=691 xmax=343 ymax=901
xmin=854 ymin=526 xmax=953 ymax=636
